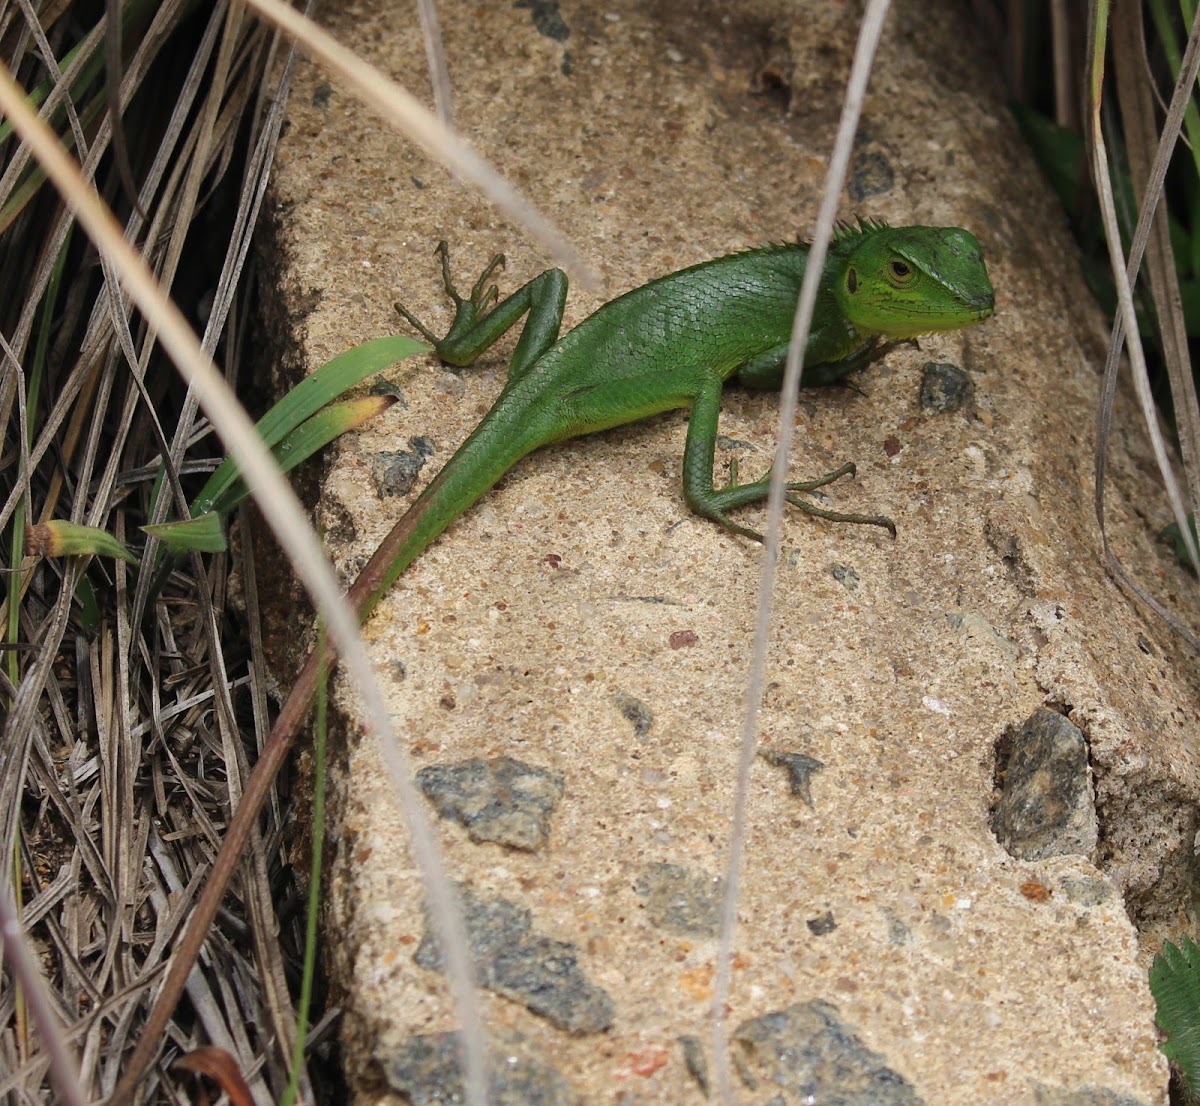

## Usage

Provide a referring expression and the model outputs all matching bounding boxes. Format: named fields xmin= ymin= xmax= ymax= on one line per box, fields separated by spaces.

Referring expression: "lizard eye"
xmin=889 ymin=259 xmax=913 ymax=283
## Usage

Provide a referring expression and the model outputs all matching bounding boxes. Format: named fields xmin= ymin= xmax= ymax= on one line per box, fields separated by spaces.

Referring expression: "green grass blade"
xmin=208 ymin=394 xmax=398 ymax=516
xmin=27 ymin=521 xmax=138 ymax=565
xmin=1146 ymin=0 xmax=1200 ymax=185
xmin=280 ymin=626 xmax=329 ymax=1106
xmin=7 ymin=227 xmax=73 ymax=682
xmin=189 ymin=335 xmax=425 ymax=517
xmin=73 ymin=578 xmax=101 ymax=637
xmin=141 ymin=512 xmax=227 ymax=555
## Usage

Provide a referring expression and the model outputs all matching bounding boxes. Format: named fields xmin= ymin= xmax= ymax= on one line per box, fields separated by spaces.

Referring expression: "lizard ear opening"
xmin=846 ymin=267 xmax=858 ymax=294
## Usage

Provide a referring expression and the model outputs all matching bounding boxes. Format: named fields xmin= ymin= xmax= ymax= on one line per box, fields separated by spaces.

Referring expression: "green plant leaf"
xmin=189 ymin=335 xmax=425 ymax=518
xmin=1159 ymin=512 xmax=1199 ymax=572
xmin=26 ymin=521 xmax=138 ymax=564
xmin=209 ymin=394 xmax=397 ymax=516
xmin=1151 ymin=936 xmax=1200 ymax=1100
xmin=1191 ymin=188 xmax=1200 ymax=283
xmin=1011 ymin=106 xmax=1086 ymax=220
xmin=74 ymin=576 xmax=101 ymax=637
xmin=142 ymin=512 xmax=227 ymax=554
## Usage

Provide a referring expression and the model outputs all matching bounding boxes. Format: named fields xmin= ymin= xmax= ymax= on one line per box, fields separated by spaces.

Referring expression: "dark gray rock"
xmin=371 ymin=436 xmax=435 ymax=497
xmin=991 ymin=709 xmax=1097 ymax=860
xmin=883 ymin=910 xmax=912 ymax=946
xmin=732 ymin=1000 xmax=923 ymax=1105
xmin=612 ymin=692 xmax=653 ymax=739
xmin=919 ymin=361 xmax=974 ymax=413
xmin=1059 ymin=875 xmax=1113 ymax=906
xmin=677 ymin=1034 xmax=709 ymax=1095
xmin=416 ymin=756 xmax=564 ymax=850
xmin=514 ymin=0 xmax=570 ymax=44
xmin=415 ymin=886 xmax=614 ymax=1034
xmin=831 ymin=563 xmax=860 ymax=591
xmin=379 ymin=1030 xmax=577 ymax=1105
xmin=849 ymin=150 xmax=894 ymax=200
xmin=806 ymin=911 xmax=837 ymax=936
xmin=760 ymin=748 xmax=825 ymax=807
xmin=634 ymin=862 xmax=723 ymax=936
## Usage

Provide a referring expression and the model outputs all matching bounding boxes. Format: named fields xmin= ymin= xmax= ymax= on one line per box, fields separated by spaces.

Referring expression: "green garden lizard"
xmin=110 ymin=219 xmax=994 ymax=1097
xmin=383 ymin=219 xmax=994 ymax=602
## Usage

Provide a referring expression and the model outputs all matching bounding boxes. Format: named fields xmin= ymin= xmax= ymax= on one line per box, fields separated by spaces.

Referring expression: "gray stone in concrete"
xmin=732 ymin=1001 xmax=924 ymax=1106
xmin=416 ymin=755 xmax=564 ymax=850
xmin=992 ymin=708 xmax=1098 ymax=860
xmin=415 ymin=885 xmax=614 ymax=1035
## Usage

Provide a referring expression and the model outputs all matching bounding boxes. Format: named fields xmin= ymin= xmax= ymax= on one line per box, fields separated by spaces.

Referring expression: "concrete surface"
xmin=258 ymin=1 xmax=1200 ymax=1102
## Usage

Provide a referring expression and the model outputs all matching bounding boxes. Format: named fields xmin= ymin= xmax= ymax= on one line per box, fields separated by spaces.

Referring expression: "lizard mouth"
xmin=897 ymin=293 xmax=995 ymax=337
xmin=936 ymin=293 xmax=993 ymax=330
xmin=971 ymin=291 xmax=996 ymax=318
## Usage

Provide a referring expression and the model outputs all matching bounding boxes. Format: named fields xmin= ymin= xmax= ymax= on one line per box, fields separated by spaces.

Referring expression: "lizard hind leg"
xmin=683 ymin=375 xmax=896 ymax=540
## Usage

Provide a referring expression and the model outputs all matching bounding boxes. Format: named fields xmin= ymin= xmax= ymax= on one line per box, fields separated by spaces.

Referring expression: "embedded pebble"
xmin=416 ymin=755 xmax=564 ymax=850
xmin=919 ymin=361 xmax=974 ymax=413
xmin=992 ymin=709 xmax=1097 ymax=860
xmin=371 ymin=436 xmax=435 ymax=496
xmin=633 ymin=861 xmax=724 ymax=936
xmin=379 ymin=1030 xmax=577 ymax=1106
xmin=760 ymin=748 xmax=826 ymax=807
xmin=415 ymin=886 xmax=614 ymax=1034
xmin=732 ymin=1000 xmax=924 ymax=1105
xmin=1032 ymin=1084 xmax=1152 ymax=1106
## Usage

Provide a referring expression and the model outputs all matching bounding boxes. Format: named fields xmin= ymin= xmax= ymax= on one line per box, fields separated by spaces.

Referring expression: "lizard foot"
xmin=395 ymin=241 xmax=506 ymax=355
xmin=717 ymin=457 xmax=895 ymax=538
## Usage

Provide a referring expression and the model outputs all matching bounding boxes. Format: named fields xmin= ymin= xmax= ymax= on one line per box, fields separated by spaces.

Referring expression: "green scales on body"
xmin=381 ymin=220 xmax=994 ymax=608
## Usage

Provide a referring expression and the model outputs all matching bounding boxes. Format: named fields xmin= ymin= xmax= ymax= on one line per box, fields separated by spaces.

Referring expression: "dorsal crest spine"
xmin=832 ymin=215 xmax=892 ymax=247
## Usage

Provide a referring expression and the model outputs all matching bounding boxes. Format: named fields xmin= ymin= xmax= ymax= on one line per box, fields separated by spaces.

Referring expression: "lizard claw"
xmin=394 ymin=299 xmax=440 ymax=345
xmin=469 ymin=256 xmax=505 ymax=305
xmin=784 ymin=494 xmax=897 ymax=537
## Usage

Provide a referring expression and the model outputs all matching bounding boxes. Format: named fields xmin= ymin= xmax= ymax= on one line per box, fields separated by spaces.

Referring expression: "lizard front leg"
xmin=681 ymin=373 xmax=895 ymax=539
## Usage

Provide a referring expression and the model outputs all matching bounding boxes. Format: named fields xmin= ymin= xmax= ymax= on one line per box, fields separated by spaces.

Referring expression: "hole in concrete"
xmin=990 ymin=706 xmax=1200 ymax=956
xmin=1094 ymin=783 xmax=1200 ymax=945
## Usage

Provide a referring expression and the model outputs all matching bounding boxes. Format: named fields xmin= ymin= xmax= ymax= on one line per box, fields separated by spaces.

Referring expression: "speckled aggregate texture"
xmin=259 ymin=1 xmax=1200 ymax=1103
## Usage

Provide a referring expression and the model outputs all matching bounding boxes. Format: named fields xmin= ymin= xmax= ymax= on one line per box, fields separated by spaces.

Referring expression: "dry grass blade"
xmin=1113 ymin=4 xmax=1200 ymax=543
xmin=415 ymin=0 xmax=454 ymax=127
xmin=711 ymin=2 xmax=893 ymax=1103
xmin=1091 ymin=0 xmax=1200 ymax=645
xmin=0 ymin=882 xmax=86 ymax=1106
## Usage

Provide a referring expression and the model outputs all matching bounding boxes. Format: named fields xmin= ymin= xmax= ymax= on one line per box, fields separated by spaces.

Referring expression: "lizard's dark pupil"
xmin=891 ymin=261 xmax=910 ymax=278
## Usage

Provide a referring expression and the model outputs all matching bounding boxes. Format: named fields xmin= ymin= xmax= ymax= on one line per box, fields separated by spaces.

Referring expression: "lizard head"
xmin=832 ymin=222 xmax=995 ymax=339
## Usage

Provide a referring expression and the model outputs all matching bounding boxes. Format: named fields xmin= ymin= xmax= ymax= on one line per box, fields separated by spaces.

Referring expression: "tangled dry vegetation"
xmin=0 ymin=3 xmax=320 ymax=1101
